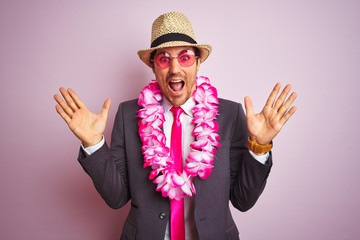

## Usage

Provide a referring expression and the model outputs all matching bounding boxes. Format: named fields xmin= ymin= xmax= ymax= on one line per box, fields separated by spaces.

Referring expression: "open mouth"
xmin=168 ymin=80 xmax=185 ymax=92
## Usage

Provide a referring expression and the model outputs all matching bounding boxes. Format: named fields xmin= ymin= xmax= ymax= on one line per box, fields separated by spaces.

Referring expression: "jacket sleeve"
xmin=78 ymin=102 xmax=130 ymax=209
xmin=229 ymin=103 xmax=272 ymax=212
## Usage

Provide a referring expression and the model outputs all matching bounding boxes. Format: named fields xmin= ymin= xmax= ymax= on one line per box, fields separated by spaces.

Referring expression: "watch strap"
xmin=247 ymin=138 xmax=272 ymax=155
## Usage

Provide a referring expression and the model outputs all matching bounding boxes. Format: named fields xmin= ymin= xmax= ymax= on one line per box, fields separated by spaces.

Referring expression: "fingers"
xmin=273 ymin=84 xmax=292 ymax=111
xmin=54 ymin=92 xmax=75 ymax=118
xmin=100 ymin=98 xmax=112 ymax=120
xmin=264 ymin=83 xmax=297 ymax=126
xmin=67 ymin=88 xmax=85 ymax=109
xmin=278 ymin=91 xmax=297 ymax=117
xmin=280 ymin=105 xmax=297 ymax=126
xmin=265 ymin=83 xmax=281 ymax=108
xmin=59 ymin=87 xmax=81 ymax=113
xmin=273 ymin=84 xmax=297 ymax=125
xmin=55 ymin=104 xmax=71 ymax=124
xmin=244 ymin=96 xmax=254 ymax=117
xmin=54 ymin=87 xmax=87 ymax=117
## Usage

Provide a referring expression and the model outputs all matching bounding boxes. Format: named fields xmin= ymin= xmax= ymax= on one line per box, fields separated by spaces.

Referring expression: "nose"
xmin=169 ymin=57 xmax=181 ymax=74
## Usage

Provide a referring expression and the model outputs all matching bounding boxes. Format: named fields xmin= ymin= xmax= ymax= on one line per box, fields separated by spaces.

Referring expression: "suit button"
xmin=159 ymin=212 xmax=166 ymax=220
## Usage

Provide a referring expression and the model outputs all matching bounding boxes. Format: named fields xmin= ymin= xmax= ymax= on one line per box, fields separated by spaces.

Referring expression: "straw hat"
xmin=137 ymin=12 xmax=212 ymax=68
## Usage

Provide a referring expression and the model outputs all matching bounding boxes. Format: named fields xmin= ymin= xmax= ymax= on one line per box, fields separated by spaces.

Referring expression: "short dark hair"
xmin=150 ymin=50 xmax=157 ymax=67
xmin=193 ymin=47 xmax=200 ymax=58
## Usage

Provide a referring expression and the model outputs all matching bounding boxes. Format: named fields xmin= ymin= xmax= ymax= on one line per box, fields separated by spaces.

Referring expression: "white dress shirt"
xmin=82 ymin=97 xmax=268 ymax=240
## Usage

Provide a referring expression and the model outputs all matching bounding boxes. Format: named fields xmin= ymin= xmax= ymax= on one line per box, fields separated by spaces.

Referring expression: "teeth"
xmin=169 ymin=80 xmax=182 ymax=83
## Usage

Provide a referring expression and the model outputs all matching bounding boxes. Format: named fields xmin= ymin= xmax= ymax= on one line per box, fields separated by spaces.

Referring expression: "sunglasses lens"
xmin=154 ymin=50 xmax=196 ymax=69
xmin=178 ymin=51 xmax=196 ymax=67
xmin=154 ymin=53 xmax=170 ymax=69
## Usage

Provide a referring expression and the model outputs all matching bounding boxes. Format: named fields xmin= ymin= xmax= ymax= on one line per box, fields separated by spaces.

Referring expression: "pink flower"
xmin=188 ymin=150 xmax=214 ymax=164
xmin=184 ymin=161 xmax=213 ymax=179
xmin=147 ymin=81 xmax=162 ymax=95
xmin=149 ymin=167 xmax=165 ymax=180
xmin=138 ymin=105 xmax=164 ymax=118
xmin=140 ymin=127 xmax=166 ymax=147
xmin=192 ymin=108 xmax=218 ymax=124
xmin=193 ymin=81 xmax=219 ymax=106
xmin=138 ymin=115 xmax=164 ymax=128
xmin=144 ymin=155 xmax=169 ymax=167
xmin=190 ymin=139 xmax=215 ymax=152
xmin=153 ymin=170 xmax=194 ymax=200
xmin=143 ymin=145 xmax=169 ymax=157
xmin=138 ymin=105 xmax=165 ymax=128
xmin=138 ymin=81 xmax=162 ymax=107
xmin=138 ymin=89 xmax=158 ymax=107
xmin=196 ymin=76 xmax=210 ymax=85
xmin=193 ymin=122 xmax=219 ymax=139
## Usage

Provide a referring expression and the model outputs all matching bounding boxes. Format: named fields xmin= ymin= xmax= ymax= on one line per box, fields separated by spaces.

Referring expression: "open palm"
xmin=54 ymin=88 xmax=111 ymax=147
xmin=244 ymin=83 xmax=297 ymax=146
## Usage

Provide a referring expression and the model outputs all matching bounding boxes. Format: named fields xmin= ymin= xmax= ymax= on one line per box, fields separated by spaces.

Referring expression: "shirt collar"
xmin=162 ymin=97 xmax=195 ymax=118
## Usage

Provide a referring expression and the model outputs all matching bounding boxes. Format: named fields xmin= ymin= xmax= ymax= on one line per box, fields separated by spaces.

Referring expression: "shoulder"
xmin=118 ymin=99 xmax=140 ymax=110
xmin=119 ymin=98 xmax=139 ymax=107
xmin=114 ymin=99 xmax=140 ymax=119
xmin=218 ymin=98 xmax=243 ymax=111
xmin=217 ymin=98 xmax=246 ymax=123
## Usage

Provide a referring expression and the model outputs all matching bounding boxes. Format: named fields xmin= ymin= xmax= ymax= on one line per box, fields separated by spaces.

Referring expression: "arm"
xmin=229 ymin=103 xmax=272 ymax=211
xmin=54 ymin=88 xmax=130 ymax=209
xmin=230 ymin=83 xmax=297 ymax=211
xmin=77 ymin=103 xmax=131 ymax=209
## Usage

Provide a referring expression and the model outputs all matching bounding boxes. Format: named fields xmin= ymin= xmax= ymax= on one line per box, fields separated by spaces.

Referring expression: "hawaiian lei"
xmin=137 ymin=76 xmax=221 ymax=200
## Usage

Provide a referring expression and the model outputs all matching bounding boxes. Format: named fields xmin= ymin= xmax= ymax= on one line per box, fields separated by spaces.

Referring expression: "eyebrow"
xmin=156 ymin=49 xmax=193 ymax=56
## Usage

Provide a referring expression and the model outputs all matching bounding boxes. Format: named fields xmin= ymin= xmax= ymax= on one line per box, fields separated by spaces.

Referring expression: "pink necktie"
xmin=170 ymin=107 xmax=185 ymax=240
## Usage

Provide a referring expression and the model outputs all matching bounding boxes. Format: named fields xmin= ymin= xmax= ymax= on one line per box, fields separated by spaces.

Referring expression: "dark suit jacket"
xmin=78 ymin=98 xmax=272 ymax=240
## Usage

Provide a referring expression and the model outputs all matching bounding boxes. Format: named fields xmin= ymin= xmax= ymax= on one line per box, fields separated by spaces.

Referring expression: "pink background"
xmin=1 ymin=0 xmax=359 ymax=239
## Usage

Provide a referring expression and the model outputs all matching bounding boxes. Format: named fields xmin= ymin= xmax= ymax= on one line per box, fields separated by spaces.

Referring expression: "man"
xmin=54 ymin=12 xmax=297 ymax=240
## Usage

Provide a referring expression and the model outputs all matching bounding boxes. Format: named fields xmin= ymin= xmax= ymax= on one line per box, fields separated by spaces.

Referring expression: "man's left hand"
xmin=244 ymin=83 xmax=297 ymax=146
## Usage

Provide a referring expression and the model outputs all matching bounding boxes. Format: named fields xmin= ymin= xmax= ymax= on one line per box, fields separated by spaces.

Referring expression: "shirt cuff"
xmin=249 ymin=150 xmax=269 ymax=164
xmin=81 ymin=137 xmax=105 ymax=156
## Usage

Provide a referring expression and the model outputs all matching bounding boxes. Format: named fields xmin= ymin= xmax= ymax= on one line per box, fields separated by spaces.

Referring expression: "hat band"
xmin=151 ymin=33 xmax=197 ymax=48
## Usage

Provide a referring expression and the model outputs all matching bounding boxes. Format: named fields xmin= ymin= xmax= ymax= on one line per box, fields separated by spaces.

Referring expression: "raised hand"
xmin=54 ymin=88 xmax=111 ymax=148
xmin=244 ymin=83 xmax=297 ymax=146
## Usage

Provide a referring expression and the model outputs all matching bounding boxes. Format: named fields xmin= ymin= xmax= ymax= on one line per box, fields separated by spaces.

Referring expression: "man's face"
xmin=152 ymin=46 xmax=200 ymax=106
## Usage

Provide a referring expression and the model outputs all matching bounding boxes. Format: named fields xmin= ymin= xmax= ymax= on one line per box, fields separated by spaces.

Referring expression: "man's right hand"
xmin=54 ymin=87 xmax=111 ymax=148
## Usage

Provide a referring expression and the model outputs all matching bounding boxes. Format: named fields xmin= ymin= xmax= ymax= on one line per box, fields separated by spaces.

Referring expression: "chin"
xmin=170 ymin=100 xmax=184 ymax=107
xmin=169 ymin=96 xmax=187 ymax=107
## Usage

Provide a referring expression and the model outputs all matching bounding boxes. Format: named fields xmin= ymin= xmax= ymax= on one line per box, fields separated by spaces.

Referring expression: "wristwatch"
xmin=247 ymin=138 xmax=272 ymax=155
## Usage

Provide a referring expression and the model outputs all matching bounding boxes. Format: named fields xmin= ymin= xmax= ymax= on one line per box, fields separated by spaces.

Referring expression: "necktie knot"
xmin=171 ymin=107 xmax=183 ymax=120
